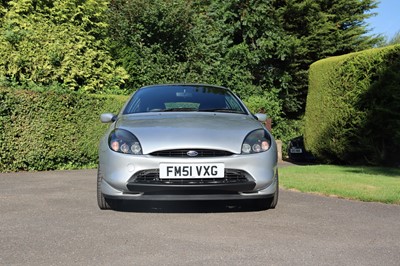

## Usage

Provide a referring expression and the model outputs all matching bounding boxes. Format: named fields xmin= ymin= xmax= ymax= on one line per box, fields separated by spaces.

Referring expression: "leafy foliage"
xmin=273 ymin=0 xmax=383 ymax=117
xmin=107 ymin=0 xmax=380 ymax=116
xmin=0 ymin=0 xmax=387 ymax=170
xmin=0 ymin=87 xmax=127 ymax=172
xmin=243 ymin=89 xmax=302 ymax=146
xmin=305 ymin=45 xmax=400 ymax=166
xmin=0 ymin=0 xmax=381 ymax=99
xmin=107 ymin=0 xmax=301 ymax=143
xmin=0 ymin=0 xmax=128 ymax=94
xmin=107 ymin=0 xmax=192 ymax=89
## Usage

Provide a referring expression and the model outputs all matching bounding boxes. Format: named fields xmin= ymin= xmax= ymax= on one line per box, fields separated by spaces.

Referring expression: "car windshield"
xmin=123 ymin=85 xmax=248 ymax=115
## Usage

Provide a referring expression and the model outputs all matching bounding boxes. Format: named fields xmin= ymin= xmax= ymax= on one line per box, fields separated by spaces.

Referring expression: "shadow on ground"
xmin=106 ymin=199 xmax=275 ymax=213
xmin=341 ymin=166 xmax=400 ymax=178
xmin=281 ymin=159 xmax=400 ymax=178
xmin=279 ymin=159 xmax=317 ymax=167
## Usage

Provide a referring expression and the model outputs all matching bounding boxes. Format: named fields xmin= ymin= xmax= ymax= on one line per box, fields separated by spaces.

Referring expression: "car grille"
xmin=149 ymin=149 xmax=234 ymax=157
xmin=130 ymin=169 xmax=249 ymax=185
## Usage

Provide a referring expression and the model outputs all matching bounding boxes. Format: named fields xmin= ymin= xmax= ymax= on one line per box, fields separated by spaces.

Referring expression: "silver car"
xmin=98 ymin=84 xmax=278 ymax=210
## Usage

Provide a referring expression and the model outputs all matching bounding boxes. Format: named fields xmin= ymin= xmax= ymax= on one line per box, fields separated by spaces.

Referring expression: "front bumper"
xmin=99 ymin=144 xmax=278 ymax=201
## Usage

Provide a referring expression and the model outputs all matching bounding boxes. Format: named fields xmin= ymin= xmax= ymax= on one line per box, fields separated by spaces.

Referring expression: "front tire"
xmin=97 ymin=166 xmax=111 ymax=210
xmin=269 ymin=174 xmax=279 ymax=209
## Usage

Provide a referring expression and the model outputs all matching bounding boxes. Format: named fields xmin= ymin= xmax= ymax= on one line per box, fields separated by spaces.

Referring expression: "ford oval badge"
xmin=187 ymin=150 xmax=199 ymax=157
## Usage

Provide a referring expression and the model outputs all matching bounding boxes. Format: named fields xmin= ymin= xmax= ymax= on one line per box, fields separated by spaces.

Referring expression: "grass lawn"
xmin=279 ymin=164 xmax=400 ymax=204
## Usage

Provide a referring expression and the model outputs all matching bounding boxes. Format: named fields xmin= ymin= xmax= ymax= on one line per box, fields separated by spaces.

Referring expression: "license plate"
xmin=290 ymin=148 xmax=303 ymax=154
xmin=159 ymin=163 xmax=224 ymax=179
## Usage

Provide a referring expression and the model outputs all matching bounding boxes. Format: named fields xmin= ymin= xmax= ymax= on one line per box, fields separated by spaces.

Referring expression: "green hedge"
xmin=0 ymin=88 xmax=127 ymax=172
xmin=305 ymin=45 xmax=400 ymax=166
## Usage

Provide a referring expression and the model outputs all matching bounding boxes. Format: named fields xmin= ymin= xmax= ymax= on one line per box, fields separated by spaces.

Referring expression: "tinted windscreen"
xmin=123 ymin=85 xmax=247 ymax=114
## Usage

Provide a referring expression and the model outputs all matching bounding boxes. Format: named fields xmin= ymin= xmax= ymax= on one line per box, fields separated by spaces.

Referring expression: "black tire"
xmin=97 ymin=166 xmax=111 ymax=210
xmin=269 ymin=173 xmax=279 ymax=209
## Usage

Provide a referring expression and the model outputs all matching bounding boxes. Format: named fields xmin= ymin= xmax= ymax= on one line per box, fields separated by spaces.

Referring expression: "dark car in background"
xmin=287 ymin=136 xmax=316 ymax=163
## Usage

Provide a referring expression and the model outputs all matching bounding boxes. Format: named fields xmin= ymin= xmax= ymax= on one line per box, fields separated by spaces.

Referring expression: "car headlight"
xmin=241 ymin=129 xmax=271 ymax=154
xmin=108 ymin=129 xmax=142 ymax=155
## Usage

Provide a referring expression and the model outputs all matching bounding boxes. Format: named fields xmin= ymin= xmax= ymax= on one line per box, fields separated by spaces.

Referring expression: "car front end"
xmin=97 ymin=84 xmax=278 ymax=210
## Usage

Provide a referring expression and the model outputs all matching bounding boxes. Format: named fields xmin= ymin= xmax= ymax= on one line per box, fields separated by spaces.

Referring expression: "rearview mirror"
xmin=176 ymin=92 xmax=192 ymax=98
xmin=100 ymin=113 xmax=117 ymax=123
xmin=254 ymin=113 xmax=267 ymax=122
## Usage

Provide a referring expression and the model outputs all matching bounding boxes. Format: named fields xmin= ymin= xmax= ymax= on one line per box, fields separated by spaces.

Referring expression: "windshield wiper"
xmin=200 ymin=108 xmax=245 ymax=114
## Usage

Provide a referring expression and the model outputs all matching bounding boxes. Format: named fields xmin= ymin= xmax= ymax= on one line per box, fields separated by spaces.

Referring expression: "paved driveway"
xmin=1 ymin=169 xmax=399 ymax=265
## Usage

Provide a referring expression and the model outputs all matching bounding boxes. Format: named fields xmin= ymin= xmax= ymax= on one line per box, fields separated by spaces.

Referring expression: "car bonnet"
xmin=115 ymin=112 xmax=265 ymax=154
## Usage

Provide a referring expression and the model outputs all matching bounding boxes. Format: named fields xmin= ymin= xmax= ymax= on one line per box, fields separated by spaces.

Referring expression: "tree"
xmin=1 ymin=0 xmax=381 ymax=110
xmin=107 ymin=0 xmax=294 ymax=140
xmin=273 ymin=0 xmax=383 ymax=117
xmin=188 ymin=1 xmax=299 ymax=140
xmin=0 ymin=0 xmax=128 ymax=93
xmin=195 ymin=0 xmax=296 ymax=99
xmin=107 ymin=0 xmax=193 ymax=89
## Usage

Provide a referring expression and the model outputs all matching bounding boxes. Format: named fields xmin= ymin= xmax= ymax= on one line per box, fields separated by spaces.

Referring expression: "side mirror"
xmin=100 ymin=113 xmax=117 ymax=123
xmin=254 ymin=113 xmax=267 ymax=122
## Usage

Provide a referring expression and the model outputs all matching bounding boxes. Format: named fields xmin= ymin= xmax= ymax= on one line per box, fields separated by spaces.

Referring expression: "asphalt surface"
xmin=1 ymin=169 xmax=399 ymax=266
